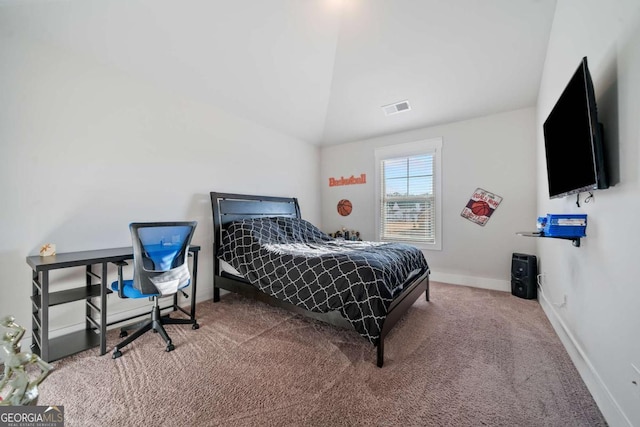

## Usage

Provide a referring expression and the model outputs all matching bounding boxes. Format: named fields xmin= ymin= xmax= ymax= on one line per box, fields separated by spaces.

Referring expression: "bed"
xmin=210 ymin=192 xmax=430 ymax=367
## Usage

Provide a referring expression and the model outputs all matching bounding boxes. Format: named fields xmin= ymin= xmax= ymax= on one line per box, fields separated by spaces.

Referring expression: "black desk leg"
xmin=100 ymin=262 xmax=108 ymax=355
xmin=190 ymin=251 xmax=198 ymax=320
xmin=31 ymin=269 xmax=41 ymax=357
xmin=41 ymin=270 xmax=50 ymax=363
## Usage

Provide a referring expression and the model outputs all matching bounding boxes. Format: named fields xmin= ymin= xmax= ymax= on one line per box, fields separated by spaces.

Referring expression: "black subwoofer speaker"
xmin=511 ymin=253 xmax=537 ymax=299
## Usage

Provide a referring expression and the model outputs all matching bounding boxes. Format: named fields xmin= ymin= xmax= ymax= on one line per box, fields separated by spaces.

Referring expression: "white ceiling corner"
xmin=1 ymin=0 xmax=557 ymax=146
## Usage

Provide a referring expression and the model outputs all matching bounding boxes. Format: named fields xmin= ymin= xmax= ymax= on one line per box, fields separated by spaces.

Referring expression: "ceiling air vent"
xmin=382 ymin=100 xmax=411 ymax=116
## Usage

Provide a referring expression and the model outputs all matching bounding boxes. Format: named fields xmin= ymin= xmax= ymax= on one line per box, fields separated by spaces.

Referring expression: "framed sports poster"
xmin=461 ymin=188 xmax=503 ymax=226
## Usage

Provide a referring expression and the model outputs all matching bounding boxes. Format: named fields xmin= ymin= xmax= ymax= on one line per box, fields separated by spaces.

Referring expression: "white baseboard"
xmin=538 ymin=286 xmax=632 ymax=427
xmin=429 ymin=271 xmax=511 ymax=292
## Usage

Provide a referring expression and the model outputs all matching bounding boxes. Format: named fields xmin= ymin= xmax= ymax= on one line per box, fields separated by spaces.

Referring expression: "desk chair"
xmin=111 ymin=221 xmax=199 ymax=359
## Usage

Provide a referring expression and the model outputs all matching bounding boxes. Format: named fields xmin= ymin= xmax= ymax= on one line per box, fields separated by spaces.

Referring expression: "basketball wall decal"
xmin=460 ymin=188 xmax=503 ymax=226
xmin=470 ymin=200 xmax=491 ymax=217
xmin=337 ymin=199 xmax=352 ymax=216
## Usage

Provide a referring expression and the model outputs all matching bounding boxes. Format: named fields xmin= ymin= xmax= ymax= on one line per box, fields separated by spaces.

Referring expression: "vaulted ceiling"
xmin=1 ymin=0 xmax=557 ymax=145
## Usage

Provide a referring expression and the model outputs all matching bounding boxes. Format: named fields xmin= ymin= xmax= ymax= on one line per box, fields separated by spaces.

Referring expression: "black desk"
xmin=26 ymin=245 xmax=200 ymax=362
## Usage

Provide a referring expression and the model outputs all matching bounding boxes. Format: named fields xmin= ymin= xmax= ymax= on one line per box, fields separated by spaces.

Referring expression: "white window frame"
xmin=375 ymin=138 xmax=443 ymax=250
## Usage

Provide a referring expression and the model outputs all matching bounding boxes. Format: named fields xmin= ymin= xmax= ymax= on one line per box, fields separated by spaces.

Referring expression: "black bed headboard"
xmin=210 ymin=192 xmax=301 ymax=274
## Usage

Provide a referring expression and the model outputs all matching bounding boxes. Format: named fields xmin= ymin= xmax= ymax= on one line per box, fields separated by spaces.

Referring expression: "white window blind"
xmin=375 ymin=137 xmax=442 ymax=250
xmin=380 ymin=154 xmax=435 ymax=243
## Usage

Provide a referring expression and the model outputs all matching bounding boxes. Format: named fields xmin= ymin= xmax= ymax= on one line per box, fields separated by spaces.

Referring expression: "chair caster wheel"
xmin=119 ymin=330 xmax=128 ymax=338
xmin=192 ymin=323 xmax=199 ymax=330
xmin=166 ymin=344 xmax=175 ymax=352
xmin=112 ymin=350 xmax=122 ymax=359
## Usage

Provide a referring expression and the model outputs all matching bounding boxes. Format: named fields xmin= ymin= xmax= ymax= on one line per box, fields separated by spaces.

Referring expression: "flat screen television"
xmin=543 ymin=57 xmax=608 ymax=199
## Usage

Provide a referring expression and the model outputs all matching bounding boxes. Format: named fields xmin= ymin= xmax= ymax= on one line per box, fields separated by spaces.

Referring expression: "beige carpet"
xmin=37 ymin=281 xmax=607 ymax=426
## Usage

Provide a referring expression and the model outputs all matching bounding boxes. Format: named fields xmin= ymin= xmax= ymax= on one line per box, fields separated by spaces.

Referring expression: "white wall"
xmin=320 ymin=108 xmax=538 ymax=290
xmin=536 ymin=1 xmax=640 ymax=425
xmin=0 ymin=35 xmax=320 ymax=338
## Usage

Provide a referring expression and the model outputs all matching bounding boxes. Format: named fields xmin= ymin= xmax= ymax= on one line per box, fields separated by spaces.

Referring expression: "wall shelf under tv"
xmin=516 ymin=231 xmax=582 ymax=247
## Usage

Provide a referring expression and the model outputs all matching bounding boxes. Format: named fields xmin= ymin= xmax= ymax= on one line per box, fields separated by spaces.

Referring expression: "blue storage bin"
xmin=542 ymin=214 xmax=587 ymax=237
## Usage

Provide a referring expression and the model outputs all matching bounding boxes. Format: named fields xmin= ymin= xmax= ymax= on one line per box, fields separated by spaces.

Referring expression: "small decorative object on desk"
xmin=39 ymin=244 xmax=56 ymax=257
xmin=1 ymin=316 xmax=54 ymax=406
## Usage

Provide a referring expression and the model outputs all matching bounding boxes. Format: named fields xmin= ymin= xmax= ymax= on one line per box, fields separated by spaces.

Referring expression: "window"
xmin=375 ymin=138 xmax=442 ymax=250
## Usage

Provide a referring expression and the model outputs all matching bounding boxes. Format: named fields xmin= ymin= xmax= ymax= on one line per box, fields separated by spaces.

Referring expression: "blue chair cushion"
xmin=111 ymin=280 xmax=158 ymax=299
xmin=111 ymin=278 xmax=191 ymax=299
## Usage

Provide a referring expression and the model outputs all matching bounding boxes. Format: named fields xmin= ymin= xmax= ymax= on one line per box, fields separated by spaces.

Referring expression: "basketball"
xmin=470 ymin=200 xmax=491 ymax=216
xmin=337 ymin=199 xmax=352 ymax=216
